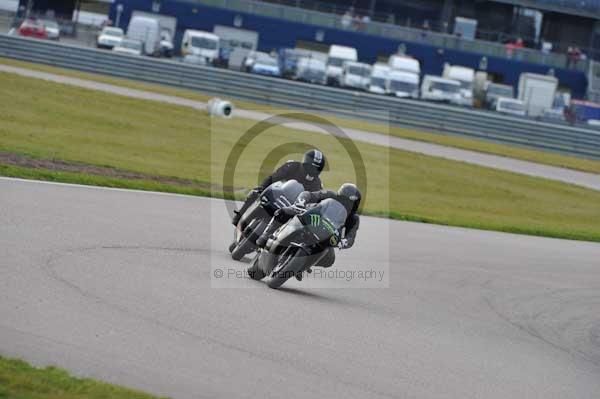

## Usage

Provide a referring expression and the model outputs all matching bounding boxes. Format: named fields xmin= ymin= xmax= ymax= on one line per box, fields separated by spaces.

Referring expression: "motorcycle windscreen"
xmin=263 ymin=179 xmax=304 ymax=209
xmin=312 ymin=198 xmax=348 ymax=229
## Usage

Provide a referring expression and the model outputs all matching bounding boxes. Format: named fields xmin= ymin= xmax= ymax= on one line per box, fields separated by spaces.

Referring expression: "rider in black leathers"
xmin=256 ymin=183 xmax=361 ymax=273
xmin=231 ymin=149 xmax=326 ymax=226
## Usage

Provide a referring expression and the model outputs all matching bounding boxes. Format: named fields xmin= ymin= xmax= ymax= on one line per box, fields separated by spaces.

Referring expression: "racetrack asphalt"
xmin=1 ymin=177 xmax=600 ymax=398
xmin=1 ymin=63 xmax=600 ymax=192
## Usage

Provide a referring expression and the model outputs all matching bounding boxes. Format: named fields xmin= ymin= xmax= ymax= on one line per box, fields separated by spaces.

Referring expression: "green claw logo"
xmin=310 ymin=214 xmax=321 ymax=226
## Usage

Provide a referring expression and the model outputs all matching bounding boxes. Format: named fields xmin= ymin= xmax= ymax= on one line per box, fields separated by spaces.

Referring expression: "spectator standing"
xmin=505 ymin=38 xmax=524 ymax=58
xmin=567 ymin=46 xmax=581 ymax=68
xmin=341 ymin=11 xmax=352 ymax=29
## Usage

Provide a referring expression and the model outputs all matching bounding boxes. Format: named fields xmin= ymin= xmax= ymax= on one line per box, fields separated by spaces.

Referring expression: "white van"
xmin=326 ymin=45 xmax=358 ymax=85
xmin=340 ymin=61 xmax=372 ymax=90
xmin=181 ymin=30 xmax=220 ymax=65
xmin=442 ymin=64 xmax=475 ymax=107
xmin=368 ymin=63 xmax=389 ymax=94
xmin=295 ymin=57 xmax=327 ymax=85
xmin=420 ymin=75 xmax=462 ymax=104
xmin=388 ymin=55 xmax=420 ymax=75
xmin=386 ymin=69 xmax=420 ymax=98
xmin=127 ymin=16 xmax=161 ymax=56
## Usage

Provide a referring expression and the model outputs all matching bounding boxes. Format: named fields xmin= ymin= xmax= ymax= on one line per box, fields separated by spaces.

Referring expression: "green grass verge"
xmin=2 ymin=56 xmax=600 ymax=174
xmin=0 ymin=356 xmax=166 ymax=399
xmin=1 ymin=71 xmax=600 ymax=242
xmin=0 ymin=164 xmax=216 ymax=198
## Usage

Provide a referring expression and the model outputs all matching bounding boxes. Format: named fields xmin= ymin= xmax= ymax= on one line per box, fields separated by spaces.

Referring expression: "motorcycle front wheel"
xmin=265 ymin=248 xmax=307 ymax=289
xmin=231 ymin=234 xmax=255 ymax=261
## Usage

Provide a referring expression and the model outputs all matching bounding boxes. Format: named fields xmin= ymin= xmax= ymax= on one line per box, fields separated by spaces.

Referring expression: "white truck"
xmin=326 ymin=45 xmax=358 ymax=86
xmin=518 ymin=73 xmax=559 ymax=117
xmin=295 ymin=57 xmax=327 ymax=85
xmin=387 ymin=55 xmax=420 ymax=98
xmin=442 ymin=64 xmax=475 ymax=107
xmin=129 ymin=11 xmax=177 ymax=57
xmin=388 ymin=55 xmax=420 ymax=75
xmin=127 ymin=15 xmax=162 ymax=56
xmin=386 ymin=69 xmax=420 ymax=98
xmin=181 ymin=30 xmax=220 ymax=65
xmin=214 ymin=25 xmax=258 ymax=67
xmin=420 ymin=75 xmax=462 ymax=104
xmin=340 ymin=61 xmax=372 ymax=90
xmin=368 ymin=63 xmax=390 ymax=94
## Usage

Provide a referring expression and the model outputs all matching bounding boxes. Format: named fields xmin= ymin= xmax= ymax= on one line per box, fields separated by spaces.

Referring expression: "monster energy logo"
xmin=322 ymin=219 xmax=336 ymax=235
xmin=310 ymin=214 xmax=321 ymax=226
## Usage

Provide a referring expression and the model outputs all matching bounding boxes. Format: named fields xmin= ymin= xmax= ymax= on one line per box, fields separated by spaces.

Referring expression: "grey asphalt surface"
xmin=1 ymin=177 xmax=600 ymax=398
xmin=2 ymin=64 xmax=600 ymax=192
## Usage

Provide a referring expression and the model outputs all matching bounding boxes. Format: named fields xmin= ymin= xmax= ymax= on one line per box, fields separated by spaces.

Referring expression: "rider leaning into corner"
xmin=256 ymin=183 xmax=361 ymax=278
xmin=231 ymin=149 xmax=326 ymax=226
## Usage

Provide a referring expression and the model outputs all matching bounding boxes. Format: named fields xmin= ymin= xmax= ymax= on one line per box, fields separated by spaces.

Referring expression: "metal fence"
xmin=1 ymin=33 xmax=600 ymax=159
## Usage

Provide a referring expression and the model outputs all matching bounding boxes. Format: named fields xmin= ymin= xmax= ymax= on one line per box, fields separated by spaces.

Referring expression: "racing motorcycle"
xmin=247 ymin=198 xmax=347 ymax=289
xmin=230 ymin=179 xmax=304 ymax=261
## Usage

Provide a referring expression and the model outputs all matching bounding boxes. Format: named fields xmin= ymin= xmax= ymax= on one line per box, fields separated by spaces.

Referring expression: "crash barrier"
xmin=1 ymin=34 xmax=599 ymax=159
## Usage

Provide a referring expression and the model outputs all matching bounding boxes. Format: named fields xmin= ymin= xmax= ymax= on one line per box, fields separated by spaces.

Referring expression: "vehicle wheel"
xmin=228 ymin=241 xmax=237 ymax=253
xmin=231 ymin=235 xmax=254 ymax=261
xmin=265 ymin=251 xmax=305 ymax=289
xmin=247 ymin=254 xmax=266 ymax=280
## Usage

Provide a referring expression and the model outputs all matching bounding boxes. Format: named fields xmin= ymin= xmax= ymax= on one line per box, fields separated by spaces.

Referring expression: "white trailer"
xmin=518 ymin=73 xmax=559 ymax=117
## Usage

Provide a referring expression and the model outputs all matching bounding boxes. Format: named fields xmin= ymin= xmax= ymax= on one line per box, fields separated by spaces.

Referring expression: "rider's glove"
xmin=338 ymin=238 xmax=348 ymax=249
xmin=274 ymin=207 xmax=295 ymax=223
xmin=249 ymin=186 xmax=263 ymax=196
xmin=295 ymin=192 xmax=310 ymax=207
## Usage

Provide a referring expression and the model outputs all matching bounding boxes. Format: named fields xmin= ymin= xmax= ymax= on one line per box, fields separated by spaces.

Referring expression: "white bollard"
xmin=206 ymin=97 xmax=234 ymax=118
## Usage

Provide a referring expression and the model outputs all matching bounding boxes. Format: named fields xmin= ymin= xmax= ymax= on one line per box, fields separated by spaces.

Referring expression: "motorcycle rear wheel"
xmin=247 ymin=253 xmax=266 ymax=280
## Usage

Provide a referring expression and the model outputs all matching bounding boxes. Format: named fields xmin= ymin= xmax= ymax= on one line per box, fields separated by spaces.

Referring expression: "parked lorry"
xmin=518 ymin=73 xmax=559 ymax=117
xmin=127 ymin=15 xmax=161 ymax=56
xmin=386 ymin=55 xmax=420 ymax=98
xmin=442 ymin=64 xmax=475 ymax=107
xmin=214 ymin=25 xmax=258 ymax=67
xmin=279 ymin=48 xmax=313 ymax=78
xmin=420 ymin=75 xmax=462 ymax=104
xmin=386 ymin=69 xmax=420 ymax=98
xmin=368 ymin=63 xmax=390 ymax=94
xmin=484 ymin=82 xmax=514 ymax=109
xmin=129 ymin=11 xmax=176 ymax=57
xmin=326 ymin=45 xmax=358 ymax=86
xmin=495 ymin=98 xmax=526 ymax=116
xmin=295 ymin=57 xmax=327 ymax=85
xmin=340 ymin=61 xmax=372 ymax=90
xmin=181 ymin=30 xmax=220 ymax=65
xmin=388 ymin=55 xmax=420 ymax=75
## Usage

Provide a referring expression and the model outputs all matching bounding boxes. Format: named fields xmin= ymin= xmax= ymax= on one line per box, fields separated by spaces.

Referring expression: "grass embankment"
xmin=1 ymin=71 xmax=600 ymax=241
xmin=0 ymin=356 xmax=166 ymax=399
xmin=2 ymin=56 xmax=600 ymax=175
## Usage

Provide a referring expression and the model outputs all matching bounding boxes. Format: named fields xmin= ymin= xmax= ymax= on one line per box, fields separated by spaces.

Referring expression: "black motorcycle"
xmin=230 ymin=179 xmax=304 ymax=261
xmin=247 ymin=198 xmax=347 ymax=289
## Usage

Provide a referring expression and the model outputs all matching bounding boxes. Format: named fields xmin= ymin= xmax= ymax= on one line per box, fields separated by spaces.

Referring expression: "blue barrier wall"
xmin=109 ymin=0 xmax=588 ymax=98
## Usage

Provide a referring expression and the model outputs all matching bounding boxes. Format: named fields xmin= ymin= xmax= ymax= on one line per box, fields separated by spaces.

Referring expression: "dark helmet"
xmin=302 ymin=149 xmax=326 ymax=177
xmin=337 ymin=183 xmax=361 ymax=214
